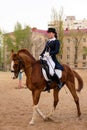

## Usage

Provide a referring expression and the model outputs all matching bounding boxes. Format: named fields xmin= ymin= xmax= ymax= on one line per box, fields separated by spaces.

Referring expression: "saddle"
xmin=40 ymin=59 xmax=51 ymax=80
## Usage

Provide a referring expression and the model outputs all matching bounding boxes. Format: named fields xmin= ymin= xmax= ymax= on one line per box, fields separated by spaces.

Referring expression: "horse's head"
xmin=11 ymin=53 xmax=24 ymax=79
xmin=10 ymin=49 xmax=36 ymax=79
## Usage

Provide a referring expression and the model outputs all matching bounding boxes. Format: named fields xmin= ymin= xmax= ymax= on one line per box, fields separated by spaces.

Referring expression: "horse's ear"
xmin=11 ymin=49 xmax=14 ymax=54
xmin=10 ymin=49 xmax=15 ymax=59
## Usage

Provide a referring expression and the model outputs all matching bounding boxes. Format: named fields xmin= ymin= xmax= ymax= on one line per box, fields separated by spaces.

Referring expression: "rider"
xmin=39 ymin=27 xmax=64 ymax=89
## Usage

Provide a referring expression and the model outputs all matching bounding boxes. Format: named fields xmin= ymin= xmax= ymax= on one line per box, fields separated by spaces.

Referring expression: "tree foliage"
xmin=0 ymin=29 xmax=3 ymax=66
xmin=50 ymin=7 xmax=64 ymax=56
xmin=14 ymin=22 xmax=32 ymax=51
xmin=2 ymin=22 xmax=32 ymax=70
xmin=5 ymin=22 xmax=32 ymax=52
xmin=69 ymin=29 xmax=84 ymax=65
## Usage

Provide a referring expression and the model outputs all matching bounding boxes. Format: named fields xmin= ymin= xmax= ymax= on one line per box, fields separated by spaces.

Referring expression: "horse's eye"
xmin=13 ymin=59 xmax=16 ymax=61
xmin=14 ymin=64 xmax=18 ymax=68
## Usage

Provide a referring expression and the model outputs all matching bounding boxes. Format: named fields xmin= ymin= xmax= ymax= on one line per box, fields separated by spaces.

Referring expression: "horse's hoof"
xmin=43 ymin=116 xmax=48 ymax=121
xmin=44 ymin=116 xmax=53 ymax=122
xmin=47 ymin=117 xmax=53 ymax=121
xmin=43 ymin=117 xmax=49 ymax=121
xmin=77 ymin=112 xmax=81 ymax=118
xmin=76 ymin=116 xmax=82 ymax=121
xmin=29 ymin=120 xmax=34 ymax=125
xmin=46 ymin=113 xmax=52 ymax=118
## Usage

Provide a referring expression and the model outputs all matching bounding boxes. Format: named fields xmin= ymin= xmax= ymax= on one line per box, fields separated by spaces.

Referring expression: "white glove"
xmin=39 ymin=55 xmax=42 ymax=59
xmin=20 ymin=70 xmax=23 ymax=73
xmin=44 ymin=52 xmax=49 ymax=57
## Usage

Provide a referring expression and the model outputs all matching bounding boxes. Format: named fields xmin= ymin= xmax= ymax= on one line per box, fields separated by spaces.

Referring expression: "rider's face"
xmin=47 ymin=32 xmax=55 ymax=39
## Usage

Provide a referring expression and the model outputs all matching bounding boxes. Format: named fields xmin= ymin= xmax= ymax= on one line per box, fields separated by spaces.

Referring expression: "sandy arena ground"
xmin=0 ymin=70 xmax=87 ymax=130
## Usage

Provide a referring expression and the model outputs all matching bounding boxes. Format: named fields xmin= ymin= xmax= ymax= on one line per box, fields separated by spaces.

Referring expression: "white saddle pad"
xmin=55 ymin=69 xmax=62 ymax=78
xmin=42 ymin=68 xmax=62 ymax=81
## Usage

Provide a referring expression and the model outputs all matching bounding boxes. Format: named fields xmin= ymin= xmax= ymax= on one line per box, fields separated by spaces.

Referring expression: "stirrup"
xmin=57 ymin=82 xmax=65 ymax=89
xmin=43 ymin=87 xmax=50 ymax=93
xmin=43 ymin=81 xmax=52 ymax=93
xmin=58 ymin=82 xmax=63 ymax=89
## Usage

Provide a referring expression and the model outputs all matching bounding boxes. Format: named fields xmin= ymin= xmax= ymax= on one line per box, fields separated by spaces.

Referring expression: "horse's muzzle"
xmin=11 ymin=70 xmax=18 ymax=79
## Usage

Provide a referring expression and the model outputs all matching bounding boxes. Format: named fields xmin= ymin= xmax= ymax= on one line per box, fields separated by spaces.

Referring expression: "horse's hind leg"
xmin=47 ymin=88 xmax=59 ymax=118
xmin=66 ymin=81 xmax=81 ymax=117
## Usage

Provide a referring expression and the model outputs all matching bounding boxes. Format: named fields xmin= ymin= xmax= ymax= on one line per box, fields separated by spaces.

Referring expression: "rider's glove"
xmin=43 ymin=52 xmax=49 ymax=57
xmin=39 ymin=55 xmax=42 ymax=60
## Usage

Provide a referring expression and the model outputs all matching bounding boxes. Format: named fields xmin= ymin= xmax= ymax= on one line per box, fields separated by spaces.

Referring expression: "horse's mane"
xmin=17 ymin=49 xmax=36 ymax=61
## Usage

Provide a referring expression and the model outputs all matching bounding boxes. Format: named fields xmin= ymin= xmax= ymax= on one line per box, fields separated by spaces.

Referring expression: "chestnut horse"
xmin=11 ymin=49 xmax=83 ymax=125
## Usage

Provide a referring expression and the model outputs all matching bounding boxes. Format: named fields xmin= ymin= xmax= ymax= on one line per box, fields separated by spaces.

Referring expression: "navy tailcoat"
xmin=40 ymin=40 xmax=64 ymax=71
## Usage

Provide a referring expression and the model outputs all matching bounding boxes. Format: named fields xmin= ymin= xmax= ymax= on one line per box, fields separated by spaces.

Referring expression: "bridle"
xmin=11 ymin=57 xmax=32 ymax=74
xmin=17 ymin=57 xmax=24 ymax=72
xmin=11 ymin=57 xmax=24 ymax=73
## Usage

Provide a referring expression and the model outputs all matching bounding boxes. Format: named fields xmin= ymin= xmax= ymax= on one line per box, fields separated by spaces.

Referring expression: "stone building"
xmin=48 ymin=16 xmax=87 ymax=30
xmin=31 ymin=28 xmax=47 ymax=59
xmin=61 ymin=29 xmax=87 ymax=68
xmin=64 ymin=16 xmax=87 ymax=30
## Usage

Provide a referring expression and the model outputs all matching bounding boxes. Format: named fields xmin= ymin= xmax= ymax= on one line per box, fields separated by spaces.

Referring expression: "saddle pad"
xmin=42 ymin=68 xmax=62 ymax=81
xmin=42 ymin=68 xmax=51 ymax=81
xmin=55 ymin=69 xmax=62 ymax=78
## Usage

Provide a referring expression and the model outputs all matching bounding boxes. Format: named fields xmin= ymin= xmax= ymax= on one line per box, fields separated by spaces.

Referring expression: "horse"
xmin=11 ymin=48 xmax=83 ymax=125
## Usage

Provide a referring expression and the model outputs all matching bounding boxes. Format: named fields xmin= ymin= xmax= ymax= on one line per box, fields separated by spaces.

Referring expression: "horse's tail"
xmin=73 ymin=70 xmax=83 ymax=92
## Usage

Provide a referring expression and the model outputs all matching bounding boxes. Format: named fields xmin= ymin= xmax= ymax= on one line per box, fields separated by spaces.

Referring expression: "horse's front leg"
xmin=29 ymin=90 xmax=46 ymax=125
xmin=47 ymin=88 xmax=59 ymax=118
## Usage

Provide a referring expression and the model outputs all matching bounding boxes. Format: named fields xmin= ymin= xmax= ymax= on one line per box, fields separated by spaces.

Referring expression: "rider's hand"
xmin=44 ymin=52 xmax=49 ymax=57
xmin=39 ymin=55 xmax=42 ymax=59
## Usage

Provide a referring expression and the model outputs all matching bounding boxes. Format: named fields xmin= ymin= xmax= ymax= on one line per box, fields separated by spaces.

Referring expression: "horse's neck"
xmin=23 ymin=55 xmax=35 ymax=78
xmin=24 ymin=60 xmax=41 ymax=84
xmin=25 ymin=66 xmax=32 ymax=79
xmin=19 ymin=51 xmax=36 ymax=80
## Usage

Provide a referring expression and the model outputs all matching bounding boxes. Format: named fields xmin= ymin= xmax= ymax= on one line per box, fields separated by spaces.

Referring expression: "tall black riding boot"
xmin=52 ymin=73 xmax=63 ymax=89
xmin=43 ymin=81 xmax=52 ymax=93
